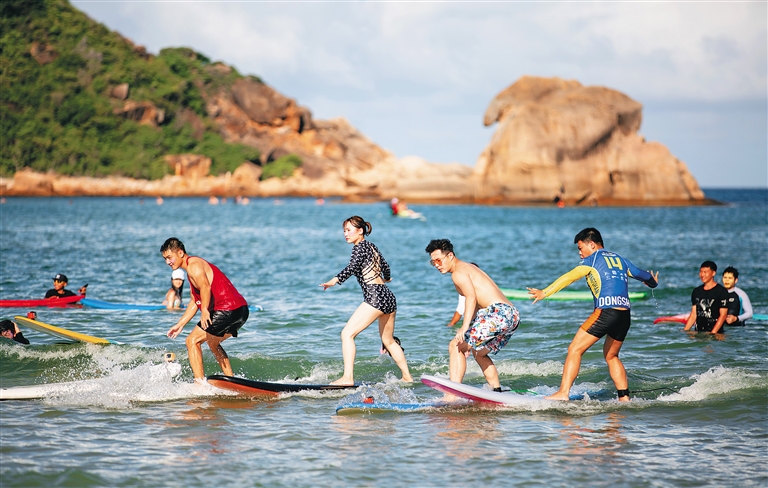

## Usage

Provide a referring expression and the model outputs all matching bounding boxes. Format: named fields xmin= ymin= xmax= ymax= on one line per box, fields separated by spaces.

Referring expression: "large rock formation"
xmin=473 ymin=76 xmax=705 ymax=204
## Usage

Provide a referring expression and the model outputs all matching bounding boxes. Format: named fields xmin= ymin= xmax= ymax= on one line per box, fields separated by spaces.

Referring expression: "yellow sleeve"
xmin=542 ymin=266 xmax=592 ymax=298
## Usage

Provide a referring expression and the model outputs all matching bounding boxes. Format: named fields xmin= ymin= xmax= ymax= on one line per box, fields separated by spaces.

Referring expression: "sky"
xmin=72 ymin=1 xmax=767 ymax=189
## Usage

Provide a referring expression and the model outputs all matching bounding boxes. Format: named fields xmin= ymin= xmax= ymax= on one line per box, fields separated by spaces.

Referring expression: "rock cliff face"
xmin=473 ymin=76 xmax=705 ymax=204
xmin=197 ymin=76 xmax=473 ymax=200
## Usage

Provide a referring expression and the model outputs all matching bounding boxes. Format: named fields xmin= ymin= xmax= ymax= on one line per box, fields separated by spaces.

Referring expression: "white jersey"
xmin=456 ymin=295 xmax=466 ymax=316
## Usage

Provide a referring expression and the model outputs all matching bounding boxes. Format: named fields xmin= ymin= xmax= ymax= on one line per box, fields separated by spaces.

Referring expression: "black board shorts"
xmin=580 ymin=308 xmax=631 ymax=341
xmin=197 ymin=305 xmax=249 ymax=338
xmin=362 ymin=284 xmax=397 ymax=315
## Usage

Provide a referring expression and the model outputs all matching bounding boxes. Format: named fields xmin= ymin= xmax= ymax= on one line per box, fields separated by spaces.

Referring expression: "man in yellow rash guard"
xmin=528 ymin=228 xmax=658 ymax=402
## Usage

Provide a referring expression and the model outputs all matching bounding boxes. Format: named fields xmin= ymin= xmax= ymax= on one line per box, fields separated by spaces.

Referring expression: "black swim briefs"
xmin=580 ymin=308 xmax=631 ymax=341
xmin=196 ymin=305 xmax=249 ymax=337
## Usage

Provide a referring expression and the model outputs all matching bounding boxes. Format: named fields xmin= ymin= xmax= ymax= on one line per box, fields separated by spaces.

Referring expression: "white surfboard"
xmin=0 ymin=379 xmax=102 ymax=400
xmin=1 ymin=361 xmax=184 ymax=401
xmin=421 ymin=374 xmax=548 ymax=405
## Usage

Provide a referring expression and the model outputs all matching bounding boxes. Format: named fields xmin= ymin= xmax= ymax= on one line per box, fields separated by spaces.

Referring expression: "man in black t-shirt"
xmin=684 ymin=261 xmax=729 ymax=334
xmin=44 ymin=273 xmax=86 ymax=299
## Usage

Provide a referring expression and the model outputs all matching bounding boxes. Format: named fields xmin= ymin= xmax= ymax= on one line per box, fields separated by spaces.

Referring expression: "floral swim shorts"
xmin=464 ymin=303 xmax=520 ymax=355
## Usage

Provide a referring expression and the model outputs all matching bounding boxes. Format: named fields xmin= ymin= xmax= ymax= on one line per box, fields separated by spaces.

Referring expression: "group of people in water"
xmin=10 ymin=217 xmax=753 ymax=402
xmin=684 ymin=261 xmax=753 ymax=334
xmin=156 ymin=220 xmax=662 ymax=402
xmin=43 ymin=267 xmax=187 ymax=312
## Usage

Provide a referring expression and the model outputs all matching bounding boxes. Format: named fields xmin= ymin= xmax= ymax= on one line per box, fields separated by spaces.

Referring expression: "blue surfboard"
xmin=81 ymin=298 xmax=264 ymax=312
xmin=336 ymin=401 xmax=451 ymax=415
xmin=81 ymin=298 xmax=165 ymax=311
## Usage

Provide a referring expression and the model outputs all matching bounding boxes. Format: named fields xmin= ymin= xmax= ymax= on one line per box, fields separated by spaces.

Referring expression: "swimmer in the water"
xmin=163 ymin=268 xmax=186 ymax=310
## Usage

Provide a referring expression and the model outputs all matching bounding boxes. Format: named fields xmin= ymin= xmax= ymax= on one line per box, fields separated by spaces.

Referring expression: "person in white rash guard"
xmin=722 ymin=266 xmax=753 ymax=327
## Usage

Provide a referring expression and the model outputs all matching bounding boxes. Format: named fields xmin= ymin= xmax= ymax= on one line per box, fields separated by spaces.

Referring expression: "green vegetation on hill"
xmin=262 ymin=154 xmax=303 ymax=180
xmin=0 ymin=0 xmax=300 ymax=180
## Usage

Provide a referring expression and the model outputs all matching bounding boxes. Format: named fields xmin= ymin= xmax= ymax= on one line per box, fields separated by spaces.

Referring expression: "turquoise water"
xmin=1 ymin=191 xmax=766 ymax=487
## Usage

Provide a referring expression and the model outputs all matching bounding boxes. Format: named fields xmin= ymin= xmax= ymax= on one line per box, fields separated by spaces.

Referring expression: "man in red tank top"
xmin=160 ymin=237 xmax=249 ymax=382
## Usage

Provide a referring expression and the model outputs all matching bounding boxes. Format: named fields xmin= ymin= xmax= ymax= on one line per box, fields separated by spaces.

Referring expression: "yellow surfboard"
xmin=14 ymin=316 xmax=113 ymax=344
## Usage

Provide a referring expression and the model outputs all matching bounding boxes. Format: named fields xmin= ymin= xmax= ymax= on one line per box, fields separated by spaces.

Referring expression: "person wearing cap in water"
xmin=44 ymin=274 xmax=87 ymax=299
xmin=0 ymin=319 xmax=29 ymax=344
xmin=163 ymin=269 xmax=186 ymax=310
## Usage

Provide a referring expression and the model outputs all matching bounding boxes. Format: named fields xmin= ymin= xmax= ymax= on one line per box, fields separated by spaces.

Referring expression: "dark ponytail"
xmin=344 ymin=216 xmax=372 ymax=236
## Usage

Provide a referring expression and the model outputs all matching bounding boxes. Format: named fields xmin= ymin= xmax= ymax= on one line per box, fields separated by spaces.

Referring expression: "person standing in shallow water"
xmin=721 ymin=266 xmax=753 ymax=327
xmin=528 ymin=227 xmax=658 ymax=402
xmin=320 ymin=216 xmax=413 ymax=386
xmin=426 ymin=239 xmax=519 ymax=391
xmin=161 ymin=237 xmax=249 ymax=383
xmin=684 ymin=260 xmax=728 ymax=334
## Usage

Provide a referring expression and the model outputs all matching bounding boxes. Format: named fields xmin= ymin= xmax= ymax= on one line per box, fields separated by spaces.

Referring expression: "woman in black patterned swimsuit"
xmin=320 ymin=216 xmax=413 ymax=386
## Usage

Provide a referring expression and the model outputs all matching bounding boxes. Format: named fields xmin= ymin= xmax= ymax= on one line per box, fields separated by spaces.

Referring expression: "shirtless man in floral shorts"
xmin=426 ymin=239 xmax=520 ymax=391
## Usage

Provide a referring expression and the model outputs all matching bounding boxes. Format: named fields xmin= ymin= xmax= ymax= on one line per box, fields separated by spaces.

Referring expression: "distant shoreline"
xmin=4 ymin=171 xmax=759 ymax=206
xmin=0 ymin=193 xmax=727 ymax=207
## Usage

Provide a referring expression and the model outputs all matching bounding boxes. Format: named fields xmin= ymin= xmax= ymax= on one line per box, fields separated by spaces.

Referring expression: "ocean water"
xmin=0 ymin=190 xmax=766 ymax=487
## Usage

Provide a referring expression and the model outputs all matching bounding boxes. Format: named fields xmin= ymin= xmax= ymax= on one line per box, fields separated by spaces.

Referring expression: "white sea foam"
xmin=495 ymin=359 xmax=570 ymax=377
xmin=336 ymin=377 xmax=420 ymax=405
xmin=657 ymin=365 xmax=764 ymax=402
xmin=1 ymin=342 xmax=173 ymax=366
xmin=0 ymin=341 xmax=94 ymax=362
xmin=31 ymin=358 xmax=238 ymax=408
xmin=279 ymin=363 xmax=340 ymax=384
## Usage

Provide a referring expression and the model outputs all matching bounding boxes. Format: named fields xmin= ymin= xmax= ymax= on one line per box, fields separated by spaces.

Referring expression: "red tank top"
xmin=187 ymin=256 xmax=248 ymax=311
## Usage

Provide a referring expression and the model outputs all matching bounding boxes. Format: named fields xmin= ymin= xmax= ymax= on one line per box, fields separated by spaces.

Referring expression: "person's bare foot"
xmin=330 ymin=377 xmax=355 ymax=386
xmin=545 ymin=392 xmax=570 ymax=401
xmin=401 ymin=375 xmax=414 ymax=383
xmin=191 ymin=377 xmax=214 ymax=394
xmin=440 ymin=394 xmax=462 ymax=403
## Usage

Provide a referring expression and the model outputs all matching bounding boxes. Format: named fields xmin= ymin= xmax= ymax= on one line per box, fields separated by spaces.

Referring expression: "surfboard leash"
xmin=629 ymin=386 xmax=681 ymax=395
